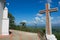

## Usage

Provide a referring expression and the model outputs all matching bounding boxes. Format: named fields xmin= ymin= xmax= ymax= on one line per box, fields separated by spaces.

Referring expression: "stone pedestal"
xmin=2 ymin=18 xmax=9 ymax=35
xmin=46 ymin=34 xmax=57 ymax=40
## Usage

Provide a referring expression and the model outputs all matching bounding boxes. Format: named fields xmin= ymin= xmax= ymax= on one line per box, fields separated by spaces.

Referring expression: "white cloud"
xmin=35 ymin=17 xmax=40 ymax=22
xmin=36 ymin=13 xmax=43 ymax=17
xmin=22 ymin=20 xmax=27 ymax=23
xmin=34 ymin=16 xmax=45 ymax=23
xmin=40 ymin=20 xmax=44 ymax=23
xmin=33 ymin=15 xmax=60 ymax=25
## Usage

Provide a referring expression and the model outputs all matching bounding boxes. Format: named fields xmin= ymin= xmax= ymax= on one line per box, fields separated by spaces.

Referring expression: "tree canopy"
xmin=8 ymin=12 xmax=16 ymax=29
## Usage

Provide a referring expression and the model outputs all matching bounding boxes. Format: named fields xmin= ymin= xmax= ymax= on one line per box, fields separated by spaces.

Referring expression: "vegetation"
xmin=52 ymin=28 xmax=60 ymax=40
xmin=8 ymin=13 xmax=60 ymax=40
xmin=8 ymin=12 xmax=16 ymax=29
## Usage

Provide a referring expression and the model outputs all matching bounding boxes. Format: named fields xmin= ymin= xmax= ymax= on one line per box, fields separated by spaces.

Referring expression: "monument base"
xmin=2 ymin=18 xmax=9 ymax=35
xmin=46 ymin=34 xmax=57 ymax=40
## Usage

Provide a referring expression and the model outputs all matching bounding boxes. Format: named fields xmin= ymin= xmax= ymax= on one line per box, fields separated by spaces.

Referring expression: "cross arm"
xmin=39 ymin=8 xmax=58 ymax=14
xmin=39 ymin=10 xmax=46 ymax=14
xmin=49 ymin=8 xmax=58 ymax=12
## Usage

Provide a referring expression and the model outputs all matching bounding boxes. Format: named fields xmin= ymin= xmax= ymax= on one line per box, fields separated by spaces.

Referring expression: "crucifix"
xmin=39 ymin=3 xmax=58 ymax=35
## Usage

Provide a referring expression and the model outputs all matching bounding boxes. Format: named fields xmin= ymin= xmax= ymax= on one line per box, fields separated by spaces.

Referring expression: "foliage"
xmin=20 ymin=22 xmax=26 ymax=26
xmin=54 ymin=33 xmax=60 ymax=40
xmin=20 ymin=22 xmax=26 ymax=29
xmin=52 ymin=28 xmax=60 ymax=40
xmin=8 ymin=12 xmax=16 ymax=29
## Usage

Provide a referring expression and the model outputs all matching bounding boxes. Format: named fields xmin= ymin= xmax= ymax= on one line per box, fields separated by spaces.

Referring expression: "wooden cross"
xmin=39 ymin=3 xmax=58 ymax=35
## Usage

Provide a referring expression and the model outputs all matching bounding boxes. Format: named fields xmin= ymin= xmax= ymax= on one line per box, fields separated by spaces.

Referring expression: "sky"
xmin=6 ymin=0 xmax=60 ymax=26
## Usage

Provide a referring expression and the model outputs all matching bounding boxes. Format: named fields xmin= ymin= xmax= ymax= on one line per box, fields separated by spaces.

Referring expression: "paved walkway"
xmin=0 ymin=30 xmax=40 ymax=40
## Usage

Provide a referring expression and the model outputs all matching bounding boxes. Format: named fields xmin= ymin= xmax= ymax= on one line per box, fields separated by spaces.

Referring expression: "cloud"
xmin=34 ymin=16 xmax=45 ymax=23
xmin=47 ymin=0 xmax=52 ymax=3
xmin=22 ymin=20 xmax=27 ymax=23
xmin=35 ymin=17 xmax=40 ymax=22
xmin=33 ymin=16 xmax=60 ymax=25
xmin=40 ymin=20 xmax=44 ymax=23
xmin=36 ymin=13 xmax=43 ymax=17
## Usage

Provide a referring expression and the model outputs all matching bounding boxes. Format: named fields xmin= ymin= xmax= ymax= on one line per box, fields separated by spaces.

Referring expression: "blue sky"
xmin=6 ymin=0 xmax=60 ymax=26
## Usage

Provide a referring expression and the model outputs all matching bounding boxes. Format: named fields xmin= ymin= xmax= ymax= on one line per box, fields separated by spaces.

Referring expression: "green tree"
xmin=8 ymin=12 xmax=16 ymax=29
xmin=20 ymin=22 xmax=26 ymax=27
xmin=20 ymin=22 xmax=27 ymax=31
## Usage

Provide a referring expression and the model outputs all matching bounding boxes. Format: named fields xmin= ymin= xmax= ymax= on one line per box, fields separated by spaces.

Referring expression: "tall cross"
xmin=39 ymin=3 xmax=58 ymax=35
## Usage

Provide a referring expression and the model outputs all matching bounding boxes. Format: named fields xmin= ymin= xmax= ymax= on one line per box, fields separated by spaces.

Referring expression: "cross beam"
xmin=40 ymin=8 xmax=58 ymax=14
xmin=39 ymin=3 xmax=58 ymax=35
